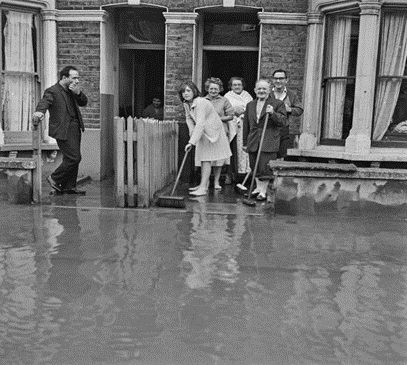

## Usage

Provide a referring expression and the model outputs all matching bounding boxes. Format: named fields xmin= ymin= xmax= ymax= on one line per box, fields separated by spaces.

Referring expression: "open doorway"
xmin=202 ymin=50 xmax=258 ymax=97
xmin=119 ymin=49 xmax=165 ymax=118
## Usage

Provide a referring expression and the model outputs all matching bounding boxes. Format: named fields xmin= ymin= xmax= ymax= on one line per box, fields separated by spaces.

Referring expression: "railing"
xmin=114 ymin=117 xmax=179 ymax=207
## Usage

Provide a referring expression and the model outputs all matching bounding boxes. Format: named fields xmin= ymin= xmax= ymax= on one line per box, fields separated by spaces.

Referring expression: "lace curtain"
xmin=1 ymin=10 xmax=37 ymax=132
xmin=323 ymin=16 xmax=352 ymax=139
xmin=373 ymin=13 xmax=407 ymax=141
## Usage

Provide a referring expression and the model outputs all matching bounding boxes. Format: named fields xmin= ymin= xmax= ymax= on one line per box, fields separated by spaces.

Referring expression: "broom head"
xmin=156 ymin=195 xmax=186 ymax=208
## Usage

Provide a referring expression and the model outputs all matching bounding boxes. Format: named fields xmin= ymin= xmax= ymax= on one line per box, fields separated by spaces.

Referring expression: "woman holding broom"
xmin=179 ymin=81 xmax=232 ymax=197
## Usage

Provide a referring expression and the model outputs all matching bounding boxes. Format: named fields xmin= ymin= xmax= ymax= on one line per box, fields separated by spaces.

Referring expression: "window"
xmin=118 ymin=8 xmax=165 ymax=46
xmin=321 ymin=12 xmax=359 ymax=143
xmin=373 ymin=10 xmax=407 ymax=142
xmin=203 ymin=12 xmax=259 ymax=47
xmin=1 ymin=7 xmax=41 ymax=132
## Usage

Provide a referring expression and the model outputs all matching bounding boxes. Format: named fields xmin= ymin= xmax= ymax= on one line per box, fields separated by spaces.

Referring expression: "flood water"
xmin=0 ymin=202 xmax=407 ymax=365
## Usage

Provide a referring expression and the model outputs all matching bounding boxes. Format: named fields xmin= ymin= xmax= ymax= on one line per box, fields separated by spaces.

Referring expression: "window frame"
xmin=320 ymin=10 xmax=360 ymax=146
xmin=371 ymin=6 xmax=407 ymax=147
xmin=0 ymin=3 xmax=42 ymax=135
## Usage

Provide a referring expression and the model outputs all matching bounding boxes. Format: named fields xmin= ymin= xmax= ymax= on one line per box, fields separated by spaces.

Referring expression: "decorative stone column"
xmin=41 ymin=9 xmax=58 ymax=144
xmin=345 ymin=2 xmax=381 ymax=155
xmin=163 ymin=12 xmax=199 ymax=121
xmin=298 ymin=12 xmax=323 ymax=151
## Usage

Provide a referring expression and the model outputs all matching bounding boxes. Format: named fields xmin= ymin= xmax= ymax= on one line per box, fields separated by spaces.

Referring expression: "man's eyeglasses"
xmin=273 ymin=77 xmax=286 ymax=81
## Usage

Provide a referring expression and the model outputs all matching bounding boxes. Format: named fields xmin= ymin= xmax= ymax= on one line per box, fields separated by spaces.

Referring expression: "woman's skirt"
xmin=195 ymin=127 xmax=232 ymax=167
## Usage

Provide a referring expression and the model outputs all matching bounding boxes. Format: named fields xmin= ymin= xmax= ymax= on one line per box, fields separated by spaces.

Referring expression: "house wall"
xmin=53 ymin=0 xmax=308 ymax=180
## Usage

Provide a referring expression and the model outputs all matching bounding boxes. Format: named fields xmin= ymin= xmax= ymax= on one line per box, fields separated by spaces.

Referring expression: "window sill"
xmin=288 ymin=145 xmax=407 ymax=162
xmin=0 ymin=143 xmax=59 ymax=151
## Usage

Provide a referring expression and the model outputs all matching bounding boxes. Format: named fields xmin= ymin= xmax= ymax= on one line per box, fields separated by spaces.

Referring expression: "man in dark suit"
xmin=243 ymin=79 xmax=287 ymax=200
xmin=33 ymin=65 xmax=88 ymax=194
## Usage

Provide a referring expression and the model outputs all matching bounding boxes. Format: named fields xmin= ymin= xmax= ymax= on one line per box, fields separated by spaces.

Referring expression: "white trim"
xmin=0 ymin=0 xmax=53 ymax=10
xmin=223 ymin=0 xmax=235 ymax=7
xmin=118 ymin=44 xmax=165 ymax=50
xmin=57 ymin=10 xmax=108 ymax=23
xmin=258 ymin=12 xmax=307 ymax=25
xmin=164 ymin=12 xmax=199 ymax=24
xmin=289 ymin=146 xmax=407 ymax=161
xmin=202 ymin=45 xmax=258 ymax=52
xmin=128 ymin=0 xmax=140 ymax=4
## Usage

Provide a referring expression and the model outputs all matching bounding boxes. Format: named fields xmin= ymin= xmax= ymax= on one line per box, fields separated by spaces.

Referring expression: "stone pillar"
xmin=41 ymin=9 xmax=58 ymax=144
xmin=164 ymin=12 xmax=199 ymax=183
xmin=298 ymin=13 xmax=323 ymax=150
xmin=345 ymin=2 xmax=381 ymax=154
xmin=163 ymin=12 xmax=199 ymax=121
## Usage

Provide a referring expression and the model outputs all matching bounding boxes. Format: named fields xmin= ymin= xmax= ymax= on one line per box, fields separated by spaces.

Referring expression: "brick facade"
xmin=57 ymin=21 xmax=101 ymax=129
xmin=55 ymin=0 xmax=307 ymax=129
xmin=259 ymin=23 xmax=307 ymax=134
xmin=165 ymin=23 xmax=195 ymax=121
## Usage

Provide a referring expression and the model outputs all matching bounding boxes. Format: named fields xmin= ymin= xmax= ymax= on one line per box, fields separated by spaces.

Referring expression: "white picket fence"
xmin=114 ymin=117 xmax=179 ymax=207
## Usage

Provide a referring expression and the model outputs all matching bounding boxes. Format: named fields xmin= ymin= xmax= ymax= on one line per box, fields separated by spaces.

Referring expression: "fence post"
xmin=126 ymin=116 xmax=135 ymax=207
xmin=32 ymin=116 xmax=42 ymax=204
xmin=115 ymin=117 xmax=125 ymax=207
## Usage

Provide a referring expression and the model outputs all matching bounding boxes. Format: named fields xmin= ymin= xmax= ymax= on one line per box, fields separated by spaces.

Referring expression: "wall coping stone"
xmin=164 ymin=12 xmax=199 ymax=24
xmin=258 ymin=12 xmax=307 ymax=25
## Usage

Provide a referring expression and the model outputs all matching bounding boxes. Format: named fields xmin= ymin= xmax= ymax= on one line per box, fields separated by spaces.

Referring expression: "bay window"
xmin=321 ymin=12 xmax=359 ymax=143
xmin=1 ymin=7 xmax=41 ymax=133
xmin=373 ymin=10 xmax=407 ymax=142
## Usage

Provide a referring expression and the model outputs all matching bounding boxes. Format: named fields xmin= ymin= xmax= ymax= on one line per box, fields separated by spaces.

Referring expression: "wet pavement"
xmin=1 ymin=179 xmax=407 ymax=364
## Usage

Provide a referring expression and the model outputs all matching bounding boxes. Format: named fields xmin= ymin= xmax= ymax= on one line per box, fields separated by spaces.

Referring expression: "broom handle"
xmin=247 ymin=112 xmax=269 ymax=198
xmin=170 ymin=148 xmax=190 ymax=196
xmin=242 ymin=170 xmax=251 ymax=185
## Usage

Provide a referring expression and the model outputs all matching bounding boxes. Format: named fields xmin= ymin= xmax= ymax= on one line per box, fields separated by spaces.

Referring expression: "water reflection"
xmin=0 ymin=206 xmax=406 ymax=364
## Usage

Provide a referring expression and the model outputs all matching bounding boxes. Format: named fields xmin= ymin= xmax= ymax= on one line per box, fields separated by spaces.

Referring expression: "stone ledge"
xmin=269 ymin=160 xmax=357 ymax=173
xmin=268 ymin=161 xmax=407 ymax=181
xmin=0 ymin=158 xmax=36 ymax=170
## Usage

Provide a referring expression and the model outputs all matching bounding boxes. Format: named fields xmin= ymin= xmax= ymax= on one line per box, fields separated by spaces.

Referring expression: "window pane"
xmin=1 ymin=9 xmax=40 ymax=132
xmin=373 ymin=11 xmax=407 ymax=141
xmin=321 ymin=13 xmax=359 ymax=141
xmin=118 ymin=9 xmax=165 ymax=45
xmin=203 ymin=12 xmax=259 ymax=47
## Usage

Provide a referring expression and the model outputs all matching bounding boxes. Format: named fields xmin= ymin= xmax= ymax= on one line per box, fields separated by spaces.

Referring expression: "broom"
xmin=242 ymin=113 xmax=269 ymax=207
xmin=156 ymin=148 xmax=190 ymax=208
xmin=234 ymin=170 xmax=251 ymax=194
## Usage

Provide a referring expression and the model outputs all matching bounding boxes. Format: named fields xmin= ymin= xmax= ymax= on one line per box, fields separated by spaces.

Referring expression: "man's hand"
xmin=285 ymin=104 xmax=292 ymax=113
xmin=32 ymin=111 xmax=44 ymax=126
xmin=266 ymin=105 xmax=274 ymax=114
xmin=242 ymin=146 xmax=247 ymax=152
xmin=185 ymin=143 xmax=193 ymax=152
xmin=69 ymin=83 xmax=81 ymax=95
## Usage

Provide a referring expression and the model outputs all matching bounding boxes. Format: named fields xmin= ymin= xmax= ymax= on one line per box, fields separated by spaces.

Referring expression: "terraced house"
xmin=0 ymin=0 xmax=406 ymax=192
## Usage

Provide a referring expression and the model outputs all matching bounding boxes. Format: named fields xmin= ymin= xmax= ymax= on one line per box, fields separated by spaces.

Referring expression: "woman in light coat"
xmin=179 ymin=81 xmax=232 ymax=197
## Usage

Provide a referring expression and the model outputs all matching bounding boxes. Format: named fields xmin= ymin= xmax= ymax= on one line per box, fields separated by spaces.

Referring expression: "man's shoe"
xmin=63 ymin=188 xmax=86 ymax=195
xmin=47 ymin=176 xmax=62 ymax=192
xmin=256 ymin=193 xmax=266 ymax=201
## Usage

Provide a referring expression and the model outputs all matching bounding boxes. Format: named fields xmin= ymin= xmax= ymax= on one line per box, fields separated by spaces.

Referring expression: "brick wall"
xmin=57 ymin=22 xmax=101 ymax=129
xmin=57 ymin=0 xmax=99 ymax=10
xmin=98 ymin=0 xmax=307 ymax=12
xmin=165 ymin=23 xmax=195 ymax=121
xmin=259 ymin=24 xmax=307 ymax=134
xmin=236 ymin=0 xmax=307 ymax=12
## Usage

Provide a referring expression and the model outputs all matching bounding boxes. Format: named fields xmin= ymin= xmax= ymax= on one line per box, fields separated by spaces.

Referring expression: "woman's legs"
xmin=190 ymin=161 xmax=210 ymax=195
xmin=213 ymin=166 xmax=222 ymax=189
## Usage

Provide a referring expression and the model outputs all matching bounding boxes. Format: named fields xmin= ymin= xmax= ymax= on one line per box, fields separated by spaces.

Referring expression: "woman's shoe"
xmin=189 ymin=189 xmax=208 ymax=197
xmin=214 ymin=184 xmax=222 ymax=190
xmin=189 ymin=186 xmax=200 ymax=191
xmin=256 ymin=193 xmax=266 ymax=201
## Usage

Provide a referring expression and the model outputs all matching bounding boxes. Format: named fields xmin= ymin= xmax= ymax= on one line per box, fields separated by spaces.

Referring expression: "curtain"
xmin=323 ymin=16 xmax=352 ymax=139
xmin=373 ymin=13 xmax=407 ymax=141
xmin=1 ymin=11 xmax=36 ymax=132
